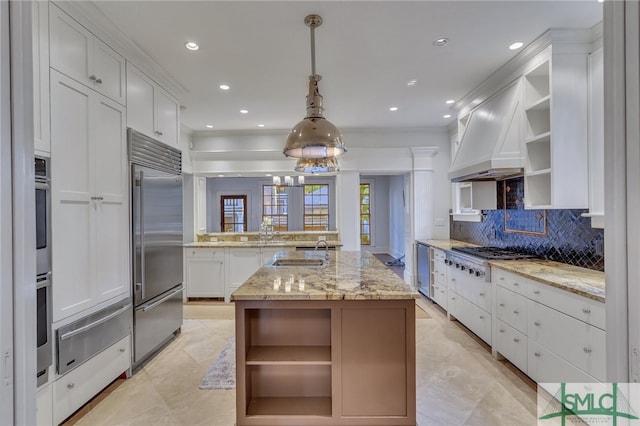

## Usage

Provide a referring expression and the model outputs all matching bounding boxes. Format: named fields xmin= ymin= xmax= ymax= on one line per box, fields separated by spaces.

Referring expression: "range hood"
xmin=449 ymin=80 xmax=525 ymax=182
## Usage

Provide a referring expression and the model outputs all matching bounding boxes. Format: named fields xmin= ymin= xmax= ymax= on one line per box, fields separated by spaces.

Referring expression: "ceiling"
xmin=91 ymin=1 xmax=603 ymax=133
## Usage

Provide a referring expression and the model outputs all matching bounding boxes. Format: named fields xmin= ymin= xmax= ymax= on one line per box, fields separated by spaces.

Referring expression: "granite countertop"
xmin=490 ymin=260 xmax=605 ymax=303
xmin=416 ymin=239 xmax=480 ymax=251
xmin=231 ymin=251 xmax=419 ymax=301
xmin=185 ymin=240 xmax=342 ymax=248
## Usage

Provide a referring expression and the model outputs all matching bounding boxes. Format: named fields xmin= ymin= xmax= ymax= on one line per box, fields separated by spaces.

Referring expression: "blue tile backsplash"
xmin=451 ymin=209 xmax=604 ymax=271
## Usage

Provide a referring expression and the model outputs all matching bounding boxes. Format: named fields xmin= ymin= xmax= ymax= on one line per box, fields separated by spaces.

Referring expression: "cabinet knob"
xmin=582 ymin=307 xmax=591 ymax=314
xmin=479 ymin=293 xmax=485 ymax=296
xmin=534 ymin=321 xmax=541 ymax=326
xmin=499 ymin=303 xmax=505 ymax=307
xmin=89 ymin=74 xmax=96 ymax=81
xmin=499 ymin=277 xmax=505 ymax=281
xmin=513 ymin=282 xmax=519 ymax=286
xmin=67 ymin=383 xmax=75 ymax=389
xmin=533 ymin=290 xmax=540 ymax=295
xmin=119 ymin=348 xmax=125 ymax=353
xmin=95 ymin=78 xmax=102 ymax=84
xmin=451 ymin=278 xmax=456 ymax=282
xmin=534 ymin=352 xmax=541 ymax=357
xmin=499 ymin=329 xmax=505 ymax=333
xmin=583 ymin=347 xmax=592 ymax=353
xmin=513 ymin=310 xmax=519 ymax=315
xmin=479 ymin=315 xmax=485 ymax=319
xmin=451 ymin=297 xmax=456 ymax=300
xmin=513 ymin=338 xmax=520 ymax=343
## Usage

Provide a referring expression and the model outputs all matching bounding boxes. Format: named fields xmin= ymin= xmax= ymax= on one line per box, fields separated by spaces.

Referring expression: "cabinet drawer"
xmin=185 ymin=248 xmax=225 ymax=259
xmin=53 ymin=334 xmax=130 ymax=424
xmin=433 ymin=284 xmax=447 ymax=310
xmin=528 ymin=340 xmax=600 ymax=383
xmin=494 ymin=268 xmax=531 ymax=297
xmin=527 ymin=280 xmax=604 ymax=330
xmin=528 ymin=301 xmax=605 ymax=381
xmin=433 ymin=249 xmax=446 ymax=262
xmin=496 ymin=320 xmax=527 ymax=373
xmin=496 ymin=286 xmax=527 ymax=334
xmin=453 ymin=295 xmax=491 ymax=345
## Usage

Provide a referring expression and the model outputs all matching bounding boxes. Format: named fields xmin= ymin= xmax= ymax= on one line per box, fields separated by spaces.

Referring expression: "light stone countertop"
xmin=489 ymin=260 xmax=605 ymax=303
xmin=417 ymin=239 xmax=605 ymax=302
xmin=185 ymin=240 xmax=342 ymax=248
xmin=231 ymin=250 xmax=419 ymax=301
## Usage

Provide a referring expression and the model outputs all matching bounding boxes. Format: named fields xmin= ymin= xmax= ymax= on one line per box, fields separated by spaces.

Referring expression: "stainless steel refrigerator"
xmin=128 ymin=128 xmax=183 ymax=369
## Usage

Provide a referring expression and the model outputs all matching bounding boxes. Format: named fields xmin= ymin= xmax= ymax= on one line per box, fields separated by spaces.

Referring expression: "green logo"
xmin=539 ymin=383 xmax=639 ymax=425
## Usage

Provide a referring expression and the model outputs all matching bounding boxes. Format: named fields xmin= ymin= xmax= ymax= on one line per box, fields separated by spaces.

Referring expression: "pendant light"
xmin=294 ymin=156 xmax=340 ymax=174
xmin=283 ymin=15 xmax=346 ymax=159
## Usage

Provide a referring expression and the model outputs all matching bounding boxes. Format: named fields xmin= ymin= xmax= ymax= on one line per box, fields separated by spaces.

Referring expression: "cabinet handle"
xmin=513 ymin=338 xmax=520 ymax=343
xmin=479 ymin=293 xmax=485 ymax=296
xmin=534 ymin=321 xmax=541 ymax=326
xmin=582 ymin=307 xmax=591 ymax=314
xmin=583 ymin=347 xmax=592 ymax=353
xmin=499 ymin=277 xmax=505 ymax=281
xmin=119 ymin=348 xmax=125 ymax=353
xmin=451 ymin=278 xmax=456 ymax=282
xmin=90 ymin=196 xmax=104 ymax=201
xmin=479 ymin=315 xmax=485 ymax=319
xmin=513 ymin=310 xmax=519 ymax=315
xmin=499 ymin=303 xmax=505 ymax=307
xmin=154 ymin=130 xmax=164 ymax=136
xmin=499 ymin=329 xmax=505 ymax=333
xmin=89 ymin=74 xmax=96 ymax=81
xmin=534 ymin=290 xmax=540 ymax=294
xmin=513 ymin=282 xmax=519 ymax=286
xmin=451 ymin=297 xmax=456 ymax=300
xmin=67 ymin=383 xmax=75 ymax=389
xmin=534 ymin=352 xmax=541 ymax=357
xmin=95 ymin=77 xmax=102 ymax=84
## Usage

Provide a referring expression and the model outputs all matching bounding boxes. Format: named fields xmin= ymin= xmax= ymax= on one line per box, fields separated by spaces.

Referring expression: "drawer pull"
xmin=451 ymin=278 xmax=456 ymax=282
xmin=499 ymin=303 xmax=505 ymax=307
xmin=582 ymin=307 xmax=591 ymax=314
xmin=67 ymin=383 xmax=75 ymax=389
xmin=513 ymin=338 xmax=520 ymax=343
xmin=499 ymin=277 xmax=505 ymax=281
xmin=479 ymin=315 xmax=485 ymax=319
xmin=499 ymin=329 xmax=505 ymax=333
xmin=534 ymin=321 xmax=541 ymax=326
xmin=451 ymin=297 xmax=456 ymax=300
xmin=119 ymin=348 xmax=125 ymax=353
xmin=513 ymin=310 xmax=519 ymax=314
xmin=479 ymin=293 xmax=485 ymax=296
xmin=584 ymin=347 xmax=592 ymax=354
xmin=534 ymin=352 xmax=541 ymax=357
xmin=513 ymin=282 xmax=519 ymax=286
xmin=534 ymin=290 xmax=540 ymax=295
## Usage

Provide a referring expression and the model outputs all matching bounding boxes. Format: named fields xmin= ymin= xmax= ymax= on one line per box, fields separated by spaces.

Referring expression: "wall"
xmin=451 ymin=209 xmax=604 ymax=271
xmin=206 ymin=176 xmax=336 ymax=233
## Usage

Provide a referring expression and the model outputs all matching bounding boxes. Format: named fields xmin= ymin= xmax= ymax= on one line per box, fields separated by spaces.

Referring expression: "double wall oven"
xmin=35 ymin=156 xmax=52 ymax=385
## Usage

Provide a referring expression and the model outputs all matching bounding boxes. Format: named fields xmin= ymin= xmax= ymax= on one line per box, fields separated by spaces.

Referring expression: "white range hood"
xmin=449 ymin=79 xmax=525 ymax=182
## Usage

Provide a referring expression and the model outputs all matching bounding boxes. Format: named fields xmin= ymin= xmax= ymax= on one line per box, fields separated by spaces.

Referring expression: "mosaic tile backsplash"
xmin=451 ymin=209 xmax=605 ymax=271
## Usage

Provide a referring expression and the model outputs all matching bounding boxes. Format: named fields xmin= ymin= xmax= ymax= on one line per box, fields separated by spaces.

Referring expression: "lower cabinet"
xmin=36 ymin=383 xmax=53 ymax=426
xmin=227 ymin=249 xmax=262 ymax=302
xmin=52 ymin=334 xmax=131 ymax=425
xmin=492 ymin=268 xmax=605 ymax=383
xmin=184 ymin=248 xmax=225 ymax=298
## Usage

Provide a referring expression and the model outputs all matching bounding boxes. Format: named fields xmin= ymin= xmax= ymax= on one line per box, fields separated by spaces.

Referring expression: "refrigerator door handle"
xmin=139 ymin=285 xmax=183 ymax=312
xmin=139 ymin=170 xmax=146 ymax=300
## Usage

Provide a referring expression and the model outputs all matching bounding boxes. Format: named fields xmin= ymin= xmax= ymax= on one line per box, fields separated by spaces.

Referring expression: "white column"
xmin=336 ymin=171 xmax=360 ymax=251
xmin=405 ymin=148 xmax=438 ymax=286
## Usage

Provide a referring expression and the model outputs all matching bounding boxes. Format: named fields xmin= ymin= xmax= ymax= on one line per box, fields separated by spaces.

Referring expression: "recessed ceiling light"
xmin=185 ymin=42 xmax=199 ymax=51
xmin=445 ymin=99 xmax=455 ymax=105
xmin=219 ymin=84 xmax=230 ymax=90
xmin=258 ymin=124 xmax=265 ymax=127
xmin=433 ymin=38 xmax=448 ymax=47
xmin=597 ymin=0 xmax=604 ymax=3
xmin=509 ymin=42 xmax=524 ymax=50
xmin=407 ymin=79 xmax=417 ymax=87
xmin=217 ymin=174 xmax=224 ymax=177
xmin=266 ymin=174 xmax=272 ymax=177
xmin=389 ymin=107 xmax=399 ymax=112
xmin=205 ymin=124 xmax=213 ymax=128
xmin=240 ymin=109 xmax=248 ymax=114
xmin=443 ymin=114 xmax=452 ymax=119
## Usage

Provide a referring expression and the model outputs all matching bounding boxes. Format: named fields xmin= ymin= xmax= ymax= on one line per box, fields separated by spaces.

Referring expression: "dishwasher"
xmin=416 ymin=243 xmax=431 ymax=298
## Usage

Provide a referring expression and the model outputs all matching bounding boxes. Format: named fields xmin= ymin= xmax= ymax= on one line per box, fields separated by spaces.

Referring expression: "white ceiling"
xmin=92 ymin=1 xmax=602 ymax=133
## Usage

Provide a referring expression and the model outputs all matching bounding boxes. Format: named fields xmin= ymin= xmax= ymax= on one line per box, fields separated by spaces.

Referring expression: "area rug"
xmin=199 ymin=336 xmax=236 ymax=390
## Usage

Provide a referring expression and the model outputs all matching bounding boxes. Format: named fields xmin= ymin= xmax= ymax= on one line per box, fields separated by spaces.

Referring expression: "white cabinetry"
xmin=52 ymin=335 xmax=130 ymax=425
xmin=447 ymin=264 xmax=492 ymax=345
xmin=184 ymin=248 xmax=225 ymax=298
xmin=493 ymin=268 xmax=605 ymax=382
xmin=431 ymin=249 xmax=447 ymax=309
xmin=126 ymin=63 xmax=180 ymax=150
xmin=32 ymin=1 xmax=50 ymax=155
xmin=451 ymin=182 xmax=497 ymax=222
xmin=50 ymin=70 xmax=129 ymax=322
xmin=227 ymin=248 xmax=262 ymax=302
xmin=523 ymin=46 xmax=589 ymax=209
xmin=49 ymin=4 xmax=125 ymax=105
xmin=36 ymin=383 xmax=53 ymax=426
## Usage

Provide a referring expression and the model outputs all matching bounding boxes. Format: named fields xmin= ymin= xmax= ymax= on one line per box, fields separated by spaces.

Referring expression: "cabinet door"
xmin=155 ymin=87 xmax=179 ymax=149
xmin=126 ymin=64 xmax=155 ymax=138
xmin=93 ymin=96 xmax=129 ymax=303
xmin=49 ymin=5 xmax=91 ymax=87
xmin=186 ymin=257 xmax=225 ymax=298
xmin=92 ymin=38 xmax=126 ymax=105
xmin=32 ymin=1 xmax=50 ymax=154
xmin=50 ymin=71 xmax=94 ymax=321
xmin=228 ymin=249 xmax=262 ymax=288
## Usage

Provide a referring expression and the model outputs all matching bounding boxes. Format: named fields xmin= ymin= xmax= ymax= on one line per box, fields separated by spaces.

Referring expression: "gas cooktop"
xmin=451 ymin=246 xmax=539 ymax=261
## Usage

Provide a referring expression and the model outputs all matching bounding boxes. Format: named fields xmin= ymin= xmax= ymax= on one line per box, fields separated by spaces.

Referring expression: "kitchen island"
xmin=231 ymin=250 xmax=419 ymax=426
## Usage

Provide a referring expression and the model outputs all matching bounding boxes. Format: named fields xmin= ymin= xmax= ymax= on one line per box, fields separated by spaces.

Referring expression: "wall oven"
xmin=35 ymin=156 xmax=52 ymax=385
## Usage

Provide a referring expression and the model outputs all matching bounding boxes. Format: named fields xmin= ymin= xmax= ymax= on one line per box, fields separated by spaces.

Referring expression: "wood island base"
xmin=234 ymin=299 xmax=416 ymax=426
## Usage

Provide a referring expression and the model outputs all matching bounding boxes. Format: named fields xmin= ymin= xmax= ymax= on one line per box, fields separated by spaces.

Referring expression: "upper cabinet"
xmin=33 ymin=1 xmax=50 ymax=155
xmin=49 ymin=4 xmax=126 ymax=105
xmin=523 ymin=45 xmax=589 ymax=209
xmin=126 ymin=63 xmax=180 ymax=150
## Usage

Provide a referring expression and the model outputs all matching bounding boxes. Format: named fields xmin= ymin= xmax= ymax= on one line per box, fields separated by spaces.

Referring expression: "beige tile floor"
xmin=65 ymin=299 xmax=538 ymax=426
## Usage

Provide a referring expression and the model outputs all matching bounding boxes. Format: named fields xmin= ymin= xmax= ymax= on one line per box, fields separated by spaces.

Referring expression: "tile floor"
xmin=64 ymin=298 xmax=538 ymax=426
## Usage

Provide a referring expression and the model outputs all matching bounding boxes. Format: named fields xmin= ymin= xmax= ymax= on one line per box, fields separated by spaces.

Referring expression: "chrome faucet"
xmin=314 ymin=240 xmax=330 ymax=261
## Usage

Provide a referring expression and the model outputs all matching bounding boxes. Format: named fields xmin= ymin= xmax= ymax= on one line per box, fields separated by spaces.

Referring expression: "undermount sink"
xmin=272 ymin=258 xmax=325 ymax=267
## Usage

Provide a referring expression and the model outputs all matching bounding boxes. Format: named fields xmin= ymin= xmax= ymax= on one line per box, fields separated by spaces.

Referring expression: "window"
xmin=262 ymin=185 xmax=288 ymax=231
xmin=360 ymin=183 xmax=371 ymax=245
xmin=221 ymin=195 xmax=247 ymax=232
xmin=303 ymin=184 xmax=329 ymax=231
